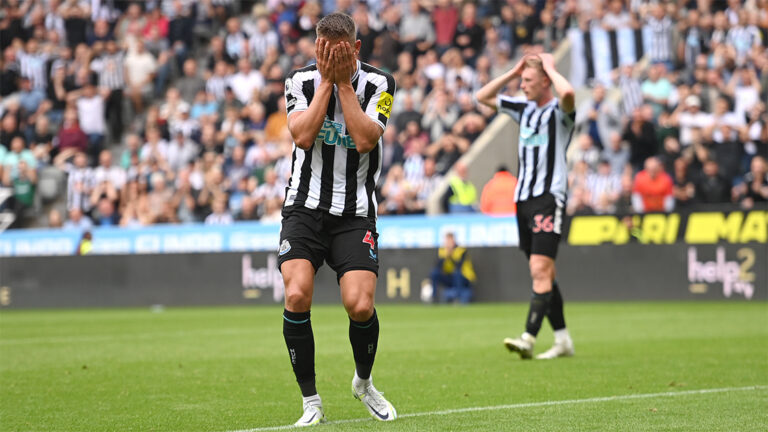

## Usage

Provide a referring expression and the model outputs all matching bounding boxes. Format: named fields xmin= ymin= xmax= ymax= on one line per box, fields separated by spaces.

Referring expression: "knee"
xmin=529 ymin=261 xmax=552 ymax=283
xmin=284 ymin=286 xmax=311 ymax=312
xmin=345 ymin=298 xmax=374 ymax=322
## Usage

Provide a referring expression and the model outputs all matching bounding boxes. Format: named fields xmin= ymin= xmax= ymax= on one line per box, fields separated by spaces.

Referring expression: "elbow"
xmin=356 ymin=139 xmax=377 ymax=154
xmin=293 ymin=135 xmax=314 ymax=150
xmin=561 ymin=88 xmax=575 ymax=100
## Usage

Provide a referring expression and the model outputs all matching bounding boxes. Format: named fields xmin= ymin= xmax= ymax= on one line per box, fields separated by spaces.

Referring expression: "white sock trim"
xmin=354 ymin=371 xmax=372 ymax=388
xmin=554 ymin=328 xmax=570 ymax=343
xmin=302 ymin=394 xmax=322 ymax=407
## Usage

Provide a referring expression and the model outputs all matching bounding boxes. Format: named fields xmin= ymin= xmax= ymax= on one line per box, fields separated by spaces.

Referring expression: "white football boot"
xmin=503 ymin=332 xmax=536 ymax=359
xmin=294 ymin=395 xmax=326 ymax=427
xmin=536 ymin=330 xmax=575 ymax=360
xmin=352 ymin=373 xmax=397 ymax=421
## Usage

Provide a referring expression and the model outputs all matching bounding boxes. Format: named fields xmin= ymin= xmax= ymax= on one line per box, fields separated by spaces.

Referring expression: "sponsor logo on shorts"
xmin=369 ymin=249 xmax=378 ymax=262
xmin=279 ymin=239 xmax=291 ymax=256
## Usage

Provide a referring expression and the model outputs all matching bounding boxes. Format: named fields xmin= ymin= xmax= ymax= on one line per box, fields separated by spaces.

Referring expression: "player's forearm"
xmin=475 ymin=69 xmax=518 ymax=109
xmin=337 ymin=83 xmax=382 ymax=154
xmin=543 ymin=63 xmax=575 ymax=113
xmin=288 ymin=81 xmax=334 ymax=150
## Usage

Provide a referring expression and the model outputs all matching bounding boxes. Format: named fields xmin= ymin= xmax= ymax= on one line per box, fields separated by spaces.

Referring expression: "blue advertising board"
xmin=0 ymin=214 xmax=518 ymax=256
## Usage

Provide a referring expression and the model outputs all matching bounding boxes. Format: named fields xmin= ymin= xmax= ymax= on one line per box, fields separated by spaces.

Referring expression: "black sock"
xmin=348 ymin=309 xmax=379 ymax=380
xmin=283 ymin=309 xmax=316 ymax=397
xmin=547 ymin=281 xmax=567 ymax=331
xmin=525 ymin=291 xmax=552 ymax=337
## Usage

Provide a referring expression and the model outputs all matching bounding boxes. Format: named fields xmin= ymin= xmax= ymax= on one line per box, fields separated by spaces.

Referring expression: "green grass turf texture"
xmin=1 ymin=302 xmax=766 ymax=431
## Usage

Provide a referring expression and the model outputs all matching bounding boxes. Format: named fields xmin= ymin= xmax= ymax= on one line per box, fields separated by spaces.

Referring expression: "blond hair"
xmin=524 ymin=57 xmax=545 ymax=74
xmin=524 ymin=56 xmax=550 ymax=82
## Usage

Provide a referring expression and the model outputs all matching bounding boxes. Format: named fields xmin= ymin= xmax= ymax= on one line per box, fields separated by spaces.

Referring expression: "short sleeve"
xmin=364 ymin=73 xmax=397 ymax=131
xmin=496 ymin=95 xmax=528 ymax=123
xmin=285 ymin=74 xmax=309 ymax=117
xmin=556 ymin=104 xmax=576 ymax=129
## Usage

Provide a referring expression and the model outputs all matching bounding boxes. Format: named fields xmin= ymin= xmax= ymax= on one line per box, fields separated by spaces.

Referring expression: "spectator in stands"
xmin=479 ymin=166 xmax=517 ymax=215
xmin=428 ymin=133 xmax=466 ymax=176
xmin=432 ymin=0 xmax=458 ymax=54
xmin=166 ymin=131 xmax=198 ymax=174
xmin=453 ymin=3 xmax=483 ymax=65
xmin=92 ymin=148 xmax=124 ymax=192
xmin=146 ymin=172 xmax=173 ymax=224
xmin=0 ymin=113 xmax=22 ymax=151
xmin=602 ymin=132 xmax=630 ymax=176
xmin=410 ymin=157 xmax=442 ymax=215
xmin=575 ymin=84 xmax=621 ymax=150
xmin=140 ymin=127 xmax=169 ymax=164
xmin=674 ymin=95 xmax=712 ymax=148
xmin=1 ymin=158 xmax=36 ymax=215
xmin=695 ymin=159 xmax=732 ymax=204
xmin=93 ymin=197 xmax=118 ymax=227
xmin=125 ymin=39 xmax=157 ymax=114
xmin=17 ymin=77 xmax=46 ymax=122
xmin=726 ymin=67 xmax=763 ymax=121
xmin=175 ymin=59 xmax=206 ymax=104
xmin=230 ymin=58 xmax=264 ymax=104
xmin=48 ymin=208 xmax=63 ymax=228
xmin=76 ymin=82 xmax=107 ymax=158
xmin=90 ymin=40 xmax=126 ymax=139
xmin=205 ymin=195 xmax=233 ymax=225
xmin=3 ymin=137 xmax=36 ymax=179
xmin=443 ymin=161 xmax=477 ymax=214
xmin=617 ymin=64 xmax=643 ymax=117
xmin=587 ymin=159 xmax=622 ymax=215
xmin=63 ymin=207 xmax=93 ymax=231
xmin=430 ymin=232 xmax=475 ymax=304
xmin=734 ymin=156 xmax=768 ymax=209
xmin=380 ymin=126 xmax=404 ymax=177
xmin=400 ymin=1 xmax=435 ymax=54
xmin=569 ymin=134 xmax=601 ymax=172
xmin=641 ymin=63 xmax=673 ymax=118
xmin=380 ymin=164 xmax=410 ymax=215
xmin=249 ymin=16 xmax=279 ymax=64
xmin=632 ymin=157 xmax=674 ymax=213
xmin=672 ymin=157 xmax=696 ymax=209
xmin=644 ymin=3 xmax=674 ymax=69
xmin=623 ymin=106 xmax=658 ymax=172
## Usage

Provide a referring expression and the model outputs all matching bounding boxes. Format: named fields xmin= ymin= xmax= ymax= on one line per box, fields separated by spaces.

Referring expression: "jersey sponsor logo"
xmin=376 ymin=92 xmax=393 ymax=118
xmin=519 ymin=126 xmax=548 ymax=147
xmin=316 ymin=119 xmax=355 ymax=149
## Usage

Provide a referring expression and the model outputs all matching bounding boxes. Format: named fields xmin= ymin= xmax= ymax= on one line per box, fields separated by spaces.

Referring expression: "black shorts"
xmin=517 ymin=193 xmax=564 ymax=260
xmin=277 ymin=205 xmax=379 ymax=281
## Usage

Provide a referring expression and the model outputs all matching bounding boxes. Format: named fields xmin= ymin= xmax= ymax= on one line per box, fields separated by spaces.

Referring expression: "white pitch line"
xmin=223 ymin=385 xmax=767 ymax=432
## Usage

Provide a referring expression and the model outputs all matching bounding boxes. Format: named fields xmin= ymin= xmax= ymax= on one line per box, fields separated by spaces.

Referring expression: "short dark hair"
xmin=316 ymin=12 xmax=356 ymax=42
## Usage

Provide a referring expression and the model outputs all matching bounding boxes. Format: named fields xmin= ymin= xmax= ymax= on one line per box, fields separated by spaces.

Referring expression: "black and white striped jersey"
xmin=497 ymin=95 xmax=575 ymax=204
xmin=283 ymin=60 xmax=396 ymax=218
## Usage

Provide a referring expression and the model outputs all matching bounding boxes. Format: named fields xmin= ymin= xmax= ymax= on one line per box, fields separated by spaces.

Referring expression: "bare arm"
xmin=539 ymin=53 xmax=575 ymax=113
xmin=334 ymin=42 xmax=383 ymax=154
xmin=287 ymin=38 xmax=335 ymax=150
xmin=337 ymin=83 xmax=382 ymax=154
xmin=475 ymin=56 xmax=527 ymax=109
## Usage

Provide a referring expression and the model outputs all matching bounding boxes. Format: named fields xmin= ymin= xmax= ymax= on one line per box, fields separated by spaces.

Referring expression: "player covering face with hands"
xmin=279 ymin=12 xmax=397 ymax=427
xmin=476 ymin=53 xmax=576 ymax=360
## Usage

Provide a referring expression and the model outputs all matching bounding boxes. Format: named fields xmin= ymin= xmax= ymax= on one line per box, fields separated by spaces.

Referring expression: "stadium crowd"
xmin=0 ymin=0 xmax=766 ymax=230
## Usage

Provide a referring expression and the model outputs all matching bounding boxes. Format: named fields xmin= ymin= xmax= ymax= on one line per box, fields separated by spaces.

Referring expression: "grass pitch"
xmin=1 ymin=302 xmax=766 ymax=431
